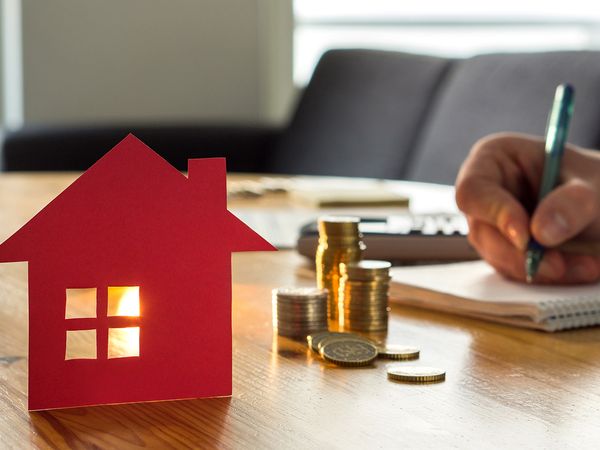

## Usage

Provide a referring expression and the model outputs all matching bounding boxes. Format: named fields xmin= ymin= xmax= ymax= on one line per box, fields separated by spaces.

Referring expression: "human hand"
xmin=455 ymin=132 xmax=600 ymax=283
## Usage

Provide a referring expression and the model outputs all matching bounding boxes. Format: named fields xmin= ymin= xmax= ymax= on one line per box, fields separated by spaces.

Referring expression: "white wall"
xmin=19 ymin=0 xmax=293 ymax=126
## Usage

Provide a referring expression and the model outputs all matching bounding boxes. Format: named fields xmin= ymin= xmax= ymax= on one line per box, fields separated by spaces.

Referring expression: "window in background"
xmin=294 ymin=1 xmax=600 ymax=85
xmin=0 ymin=0 xmax=23 ymax=129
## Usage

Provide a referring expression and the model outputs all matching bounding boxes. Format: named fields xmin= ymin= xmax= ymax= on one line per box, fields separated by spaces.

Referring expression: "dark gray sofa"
xmin=3 ymin=49 xmax=600 ymax=184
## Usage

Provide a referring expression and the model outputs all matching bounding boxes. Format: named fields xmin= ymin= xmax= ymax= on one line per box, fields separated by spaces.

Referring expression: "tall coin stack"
xmin=316 ymin=216 xmax=365 ymax=320
xmin=339 ymin=260 xmax=391 ymax=332
xmin=273 ymin=287 xmax=329 ymax=339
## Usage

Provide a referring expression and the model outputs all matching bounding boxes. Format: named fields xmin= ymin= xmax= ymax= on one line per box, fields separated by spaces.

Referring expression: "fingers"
xmin=561 ymin=253 xmax=600 ymax=283
xmin=469 ymin=219 xmax=600 ymax=283
xmin=467 ymin=219 xmax=564 ymax=281
xmin=456 ymin=136 xmax=533 ymax=250
xmin=531 ymin=178 xmax=600 ymax=246
xmin=457 ymin=179 xmax=530 ymax=250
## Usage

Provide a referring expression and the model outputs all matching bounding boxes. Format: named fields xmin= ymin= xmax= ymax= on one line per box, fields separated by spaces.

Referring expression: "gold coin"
xmin=344 ymin=325 xmax=388 ymax=332
xmin=320 ymin=339 xmax=378 ymax=367
xmin=377 ymin=345 xmax=420 ymax=360
xmin=341 ymin=260 xmax=392 ymax=275
xmin=316 ymin=333 xmax=373 ymax=352
xmin=386 ymin=366 xmax=445 ymax=382
xmin=274 ymin=287 xmax=328 ymax=298
xmin=307 ymin=331 xmax=353 ymax=353
xmin=318 ymin=216 xmax=360 ymax=228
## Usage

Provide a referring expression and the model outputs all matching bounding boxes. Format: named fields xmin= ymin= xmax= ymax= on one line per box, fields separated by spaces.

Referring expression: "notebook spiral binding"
xmin=540 ymin=296 xmax=600 ymax=331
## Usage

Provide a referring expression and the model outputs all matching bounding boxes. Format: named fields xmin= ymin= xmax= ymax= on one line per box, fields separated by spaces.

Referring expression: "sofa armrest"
xmin=1 ymin=124 xmax=282 ymax=172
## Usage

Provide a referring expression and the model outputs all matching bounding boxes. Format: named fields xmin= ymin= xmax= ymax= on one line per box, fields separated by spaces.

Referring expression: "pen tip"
xmin=526 ymin=274 xmax=533 ymax=284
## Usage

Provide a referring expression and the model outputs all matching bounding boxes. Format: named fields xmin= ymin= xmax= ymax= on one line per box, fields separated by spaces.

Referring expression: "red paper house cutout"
xmin=0 ymin=134 xmax=275 ymax=410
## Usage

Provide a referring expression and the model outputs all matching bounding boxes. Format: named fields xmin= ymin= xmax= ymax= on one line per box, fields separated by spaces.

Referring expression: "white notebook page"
xmin=390 ymin=260 xmax=600 ymax=305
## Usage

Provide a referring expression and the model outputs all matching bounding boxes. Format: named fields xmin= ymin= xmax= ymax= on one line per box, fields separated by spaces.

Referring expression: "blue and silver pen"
xmin=525 ymin=83 xmax=575 ymax=283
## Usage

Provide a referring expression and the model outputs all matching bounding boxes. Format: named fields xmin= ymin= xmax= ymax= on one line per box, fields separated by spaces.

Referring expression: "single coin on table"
xmin=386 ymin=366 xmax=445 ymax=383
xmin=307 ymin=332 xmax=350 ymax=353
xmin=377 ymin=344 xmax=420 ymax=360
xmin=320 ymin=338 xmax=378 ymax=367
xmin=315 ymin=333 xmax=374 ymax=353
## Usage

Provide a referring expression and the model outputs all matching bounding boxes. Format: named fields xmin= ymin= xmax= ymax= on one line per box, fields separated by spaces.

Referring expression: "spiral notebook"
xmin=390 ymin=260 xmax=600 ymax=331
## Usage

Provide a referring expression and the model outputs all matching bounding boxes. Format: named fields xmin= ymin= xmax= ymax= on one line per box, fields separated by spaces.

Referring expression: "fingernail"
xmin=506 ymin=221 xmax=528 ymax=250
xmin=540 ymin=212 xmax=569 ymax=244
xmin=538 ymin=258 xmax=562 ymax=279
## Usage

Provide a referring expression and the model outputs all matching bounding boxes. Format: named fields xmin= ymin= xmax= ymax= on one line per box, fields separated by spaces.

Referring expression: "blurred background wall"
xmin=1 ymin=0 xmax=294 ymax=127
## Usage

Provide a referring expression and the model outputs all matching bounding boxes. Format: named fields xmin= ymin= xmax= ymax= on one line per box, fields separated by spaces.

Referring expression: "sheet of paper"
xmin=390 ymin=260 xmax=600 ymax=305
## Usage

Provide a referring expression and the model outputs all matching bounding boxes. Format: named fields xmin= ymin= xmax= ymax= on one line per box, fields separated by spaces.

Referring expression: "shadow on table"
xmin=28 ymin=396 xmax=232 ymax=448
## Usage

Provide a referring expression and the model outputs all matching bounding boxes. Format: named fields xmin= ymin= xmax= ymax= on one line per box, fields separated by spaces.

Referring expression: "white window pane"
xmin=295 ymin=1 xmax=600 ymax=21
xmin=65 ymin=329 xmax=97 ymax=360
xmin=294 ymin=25 xmax=592 ymax=85
xmin=65 ymin=288 xmax=97 ymax=319
xmin=108 ymin=327 xmax=140 ymax=359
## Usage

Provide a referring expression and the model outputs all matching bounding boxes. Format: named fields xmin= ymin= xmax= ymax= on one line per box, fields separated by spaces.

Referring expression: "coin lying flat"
xmin=320 ymin=339 xmax=378 ymax=367
xmin=377 ymin=345 xmax=420 ymax=360
xmin=307 ymin=331 xmax=349 ymax=353
xmin=316 ymin=334 xmax=374 ymax=353
xmin=386 ymin=366 xmax=445 ymax=383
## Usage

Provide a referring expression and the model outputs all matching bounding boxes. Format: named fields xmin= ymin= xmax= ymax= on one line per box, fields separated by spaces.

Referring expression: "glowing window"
xmin=65 ymin=288 xmax=97 ymax=318
xmin=64 ymin=286 xmax=141 ymax=361
xmin=65 ymin=329 xmax=97 ymax=360
xmin=107 ymin=286 xmax=140 ymax=317
xmin=108 ymin=327 xmax=140 ymax=358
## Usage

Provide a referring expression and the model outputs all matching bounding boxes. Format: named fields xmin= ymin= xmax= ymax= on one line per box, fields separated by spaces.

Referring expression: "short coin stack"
xmin=339 ymin=260 xmax=391 ymax=332
xmin=316 ymin=216 xmax=365 ymax=320
xmin=273 ymin=287 xmax=329 ymax=339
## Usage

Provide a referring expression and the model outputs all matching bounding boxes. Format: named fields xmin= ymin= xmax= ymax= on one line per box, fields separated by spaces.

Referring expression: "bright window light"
xmin=294 ymin=1 xmax=600 ymax=85
xmin=107 ymin=286 xmax=140 ymax=317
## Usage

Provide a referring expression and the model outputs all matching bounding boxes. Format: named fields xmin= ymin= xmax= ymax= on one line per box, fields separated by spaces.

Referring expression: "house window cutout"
xmin=65 ymin=329 xmax=97 ymax=360
xmin=65 ymin=288 xmax=97 ymax=319
xmin=108 ymin=327 xmax=140 ymax=358
xmin=107 ymin=286 xmax=140 ymax=317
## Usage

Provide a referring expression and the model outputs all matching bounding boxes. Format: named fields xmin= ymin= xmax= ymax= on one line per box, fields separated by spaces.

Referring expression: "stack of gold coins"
xmin=316 ymin=216 xmax=365 ymax=320
xmin=272 ymin=287 xmax=329 ymax=339
xmin=339 ymin=260 xmax=391 ymax=332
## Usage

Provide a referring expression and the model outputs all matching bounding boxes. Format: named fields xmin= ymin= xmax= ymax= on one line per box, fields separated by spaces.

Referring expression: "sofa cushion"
xmin=406 ymin=51 xmax=600 ymax=184
xmin=268 ymin=49 xmax=451 ymax=179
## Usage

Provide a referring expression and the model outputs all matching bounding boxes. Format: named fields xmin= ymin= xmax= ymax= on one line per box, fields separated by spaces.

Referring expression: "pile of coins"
xmin=306 ymin=332 xmax=443 ymax=382
xmin=339 ymin=260 xmax=391 ymax=332
xmin=273 ymin=287 xmax=329 ymax=339
xmin=316 ymin=216 xmax=365 ymax=320
xmin=307 ymin=332 xmax=420 ymax=365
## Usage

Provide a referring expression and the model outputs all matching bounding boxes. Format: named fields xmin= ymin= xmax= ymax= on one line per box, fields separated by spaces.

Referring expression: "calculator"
xmin=296 ymin=213 xmax=479 ymax=263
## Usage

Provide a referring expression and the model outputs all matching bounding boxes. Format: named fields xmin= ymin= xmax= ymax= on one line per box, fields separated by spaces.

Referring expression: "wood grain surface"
xmin=1 ymin=173 xmax=600 ymax=449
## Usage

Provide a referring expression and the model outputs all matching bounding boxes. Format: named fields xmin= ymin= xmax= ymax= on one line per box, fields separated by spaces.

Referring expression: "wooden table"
xmin=1 ymin=173 xmax=600 ymax=449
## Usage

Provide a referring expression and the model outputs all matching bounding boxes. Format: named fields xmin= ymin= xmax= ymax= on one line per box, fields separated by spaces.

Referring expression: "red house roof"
xmin=0 ymin=134 xmax=275 ymax=263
